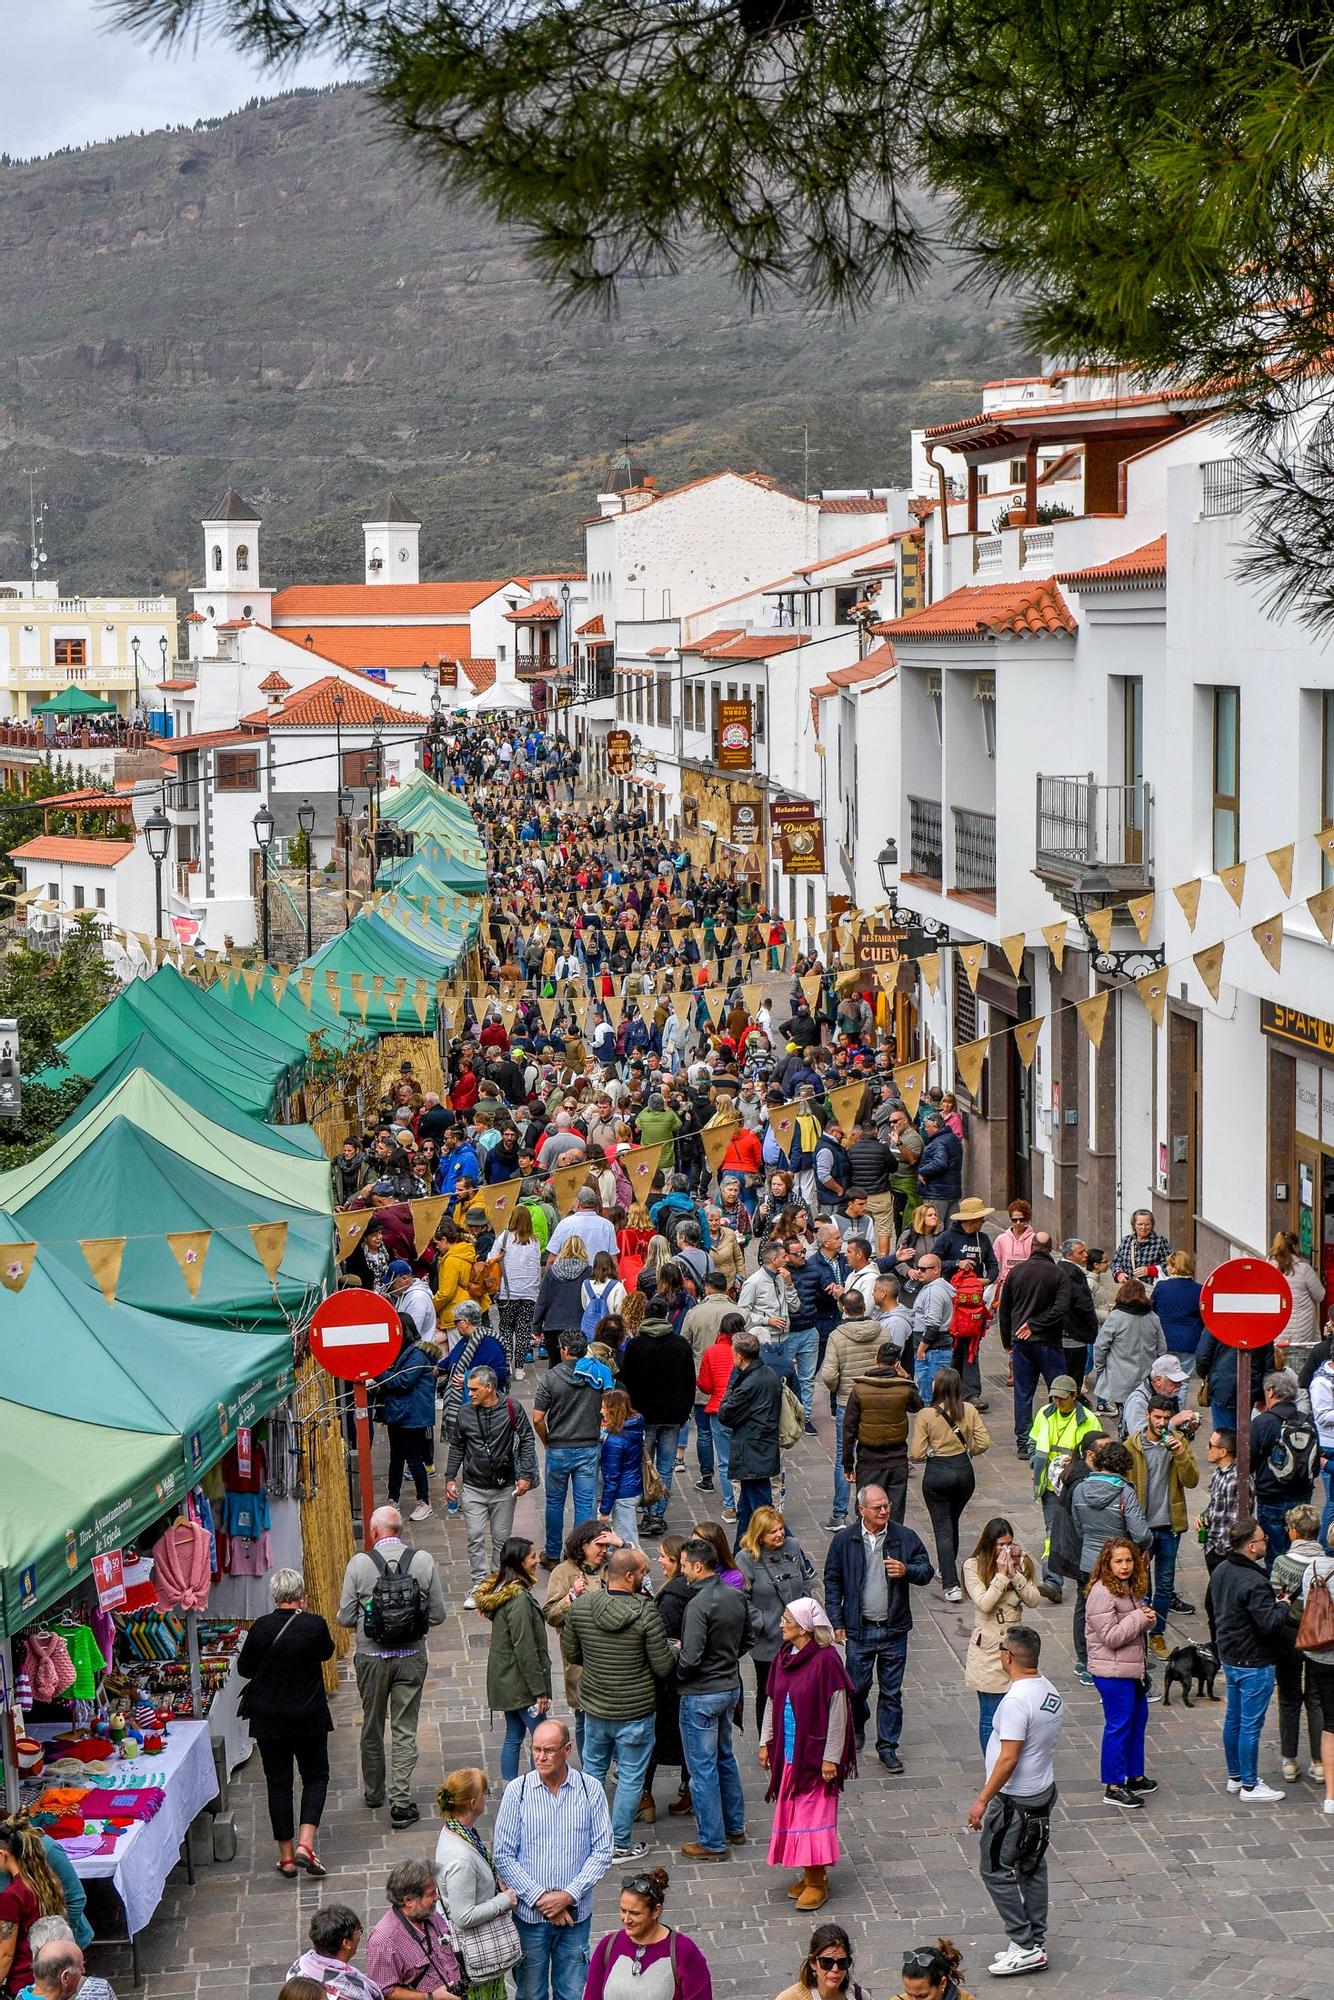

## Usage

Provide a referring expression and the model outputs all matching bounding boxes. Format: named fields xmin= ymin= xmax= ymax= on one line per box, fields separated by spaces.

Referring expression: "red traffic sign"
xmin=1199 ymin=1257 xmax=1293 ymax=1351
xmin=309 ymin=1289 xmax=403 ymax=1383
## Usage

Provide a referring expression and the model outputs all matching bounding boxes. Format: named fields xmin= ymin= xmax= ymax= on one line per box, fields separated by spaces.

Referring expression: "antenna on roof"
xmin=779 ymin=425 xmax=812 ymax=502
xmin=22 ymin=468 xmax=47 ymax=589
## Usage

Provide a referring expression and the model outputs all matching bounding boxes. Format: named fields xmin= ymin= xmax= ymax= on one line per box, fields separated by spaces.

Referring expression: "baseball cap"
xmin=1152 ymin=1355 xmax=1187 ymax=1383
xmin=386 ymin=1259 xmax=413 ymax=1279
xmin=1050 ymin=1375 xmax=1079 ymax=1397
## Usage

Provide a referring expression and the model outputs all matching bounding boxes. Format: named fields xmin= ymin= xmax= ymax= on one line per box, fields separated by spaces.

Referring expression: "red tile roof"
xmin=682 ymin=628 xmax=746 ymax=654
xmin=257 ymin=671 xmax=292 ymax=693
xmin=1056 ymin=536 xmax=1167 ymax=589
xmin=818 ymin=496 xmax=888 ymax=513
xmin=576 ymin=614 xmax=605 ymax=637
xmin=271 ymin=583 xmax=501 ymax=617
xmin=788 ymin=536 xmax=897 ymax=579
xmin=214 ymin=618 xmax=253 ymax=631
xmin=37 ymin=788 xmax=125 ymax=808
xmin=504 ymin=597 xmax=561 ymax=623
xmin=646 ymin=646 xmax=675 ymax=658
xmin=827 ymin=641 xmax=897 ymax=686
xmin=456 ymin=659 xmax=496 ymax=693
xmin=185 ymin=612 xmax=206 ymax=623
xmin=157 ymin=678 xmax=196 ymax=692
xmin=284 ymin=623 xmax=474 ymax=670
xmin=874 ymin=581 xmax=1076 ymax=642
xmin=165 ymin=726 xmax=266 ymax=756
xmin=923 ymin=386 xmax=1215 ymax=439
xmin=12 ymin=836 xmax=134 ymax=866
xmin=241 ymin=676 xmax=424 ymax=730
xmin=700 ymin=634 xmax=810 ymax=660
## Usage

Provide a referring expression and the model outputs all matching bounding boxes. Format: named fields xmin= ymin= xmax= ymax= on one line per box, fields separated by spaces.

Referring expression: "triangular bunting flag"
xmin=917 ymin=953 xmax=941 ymax=996
xmin=295 ymin=970 xmax=314 ymax=1010
xmin=1308 ymin=885 xmax=1334 ymax=943
xmin=538 ymin=996 xmax=558 ymax=1031
xmin=623 ymin=1143 xmax=662 ymax=1203
xmin=1041 ymin=922 xmax=1067 ymax=972
xmin=551 ymin=1161 xmax=592 ymax=1217
xmin=893 ymin=1059 xmax=927 ymax=1121
xmin=410 ymin=1197 xmax=449 ymax=1255
xmin=699 ymin=1120 xmax=741 ymax=1178
xmin=1173 ymin=879 xmax=1202 ymax=931
xmin=1219 ymin=861 xmax=1247 ymax=909
xmin=958 ymin=941 xmax=985 ymax=993
xmin=1193 ymin=941 xmax=1226 ymax=1001
xmin=1085 ymin=907 xmax=1114 ymax=952
xmin=166 ymin=1230 xmax=212 ymax=1299
xmin=479 ymin=1180 xmax=519 ymax=1234
xmin=1251 ymin=914 xmax=1283 ymax=972
xmin=0 ymin=1242 xmax=37 ymax=1293
xmin=1135 ymin=970 xmax=1168 ymax=1025
xmin=412 ymin=989 xmax=429 ymax=1027
xmin=1266 ymin=845 xmax=1294 ymax=899
xmin=742 ymin=983 xmax=765 ymax=1020
xmin=1075 ymin=989 xmax=1110 ymax=1049
xmin=1126 ymin=894 xmax=1154 ymax=944
xmin=1000 ymin=934 xmax=1026 ymax=978
xmin=953 ymin=1036 xmax=988 ymax=1099
xmin=270 ymin=969 xmax=290 ymax=1007
xmin=767 ymin=1102 xmax=800 ymax=1158
xmin=828 ymin=1081 xmax=865 ymax=1135
xmin=336 ymin=1212 xmax=371 ymax=1263
xmin=1316 ymin=828 xmax=1334 ymax=866
xmin=80 ymin=1236 xmax=126 ymax=1308
xmin=248 ymin=1221 xmax=288 ymax=1285
xmin=1012 ymin=1018 xmax=1043 ymax=1069
xmin=671 ymin=993 xmax=692 ymax=1028
xmin=241 ymin=964 xmax=263 ymax=999
xmin=799 ymin=973 xmax=822 ymax=1008
xmin=372 ymin=974 xmax=386 ymax=1003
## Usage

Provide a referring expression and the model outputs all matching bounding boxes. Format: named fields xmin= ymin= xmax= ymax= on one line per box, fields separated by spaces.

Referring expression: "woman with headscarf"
xmin=757 ymin=1599 xmax=856 ymax=1914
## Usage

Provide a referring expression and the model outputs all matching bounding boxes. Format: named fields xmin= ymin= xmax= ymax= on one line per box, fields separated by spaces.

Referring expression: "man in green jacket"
xmin=561 ymin=1545 xmax=674 ymax=1860
xmin=1028 ymin=1375 xmax=1104 ymax=1604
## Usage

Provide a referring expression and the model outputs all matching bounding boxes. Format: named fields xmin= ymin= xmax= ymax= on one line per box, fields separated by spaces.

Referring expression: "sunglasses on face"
xmin=814 ymin=1954 xmax=850 ymax=1971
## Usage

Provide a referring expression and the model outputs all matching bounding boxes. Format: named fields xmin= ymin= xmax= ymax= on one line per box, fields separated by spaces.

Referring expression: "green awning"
xmin=30 ymin=685 xmax=119 ymax=716
xmin=56 ymin=965 xmax=296 ymax=1114
xmin=58 ymin=1030 xmax=327 ymax=1161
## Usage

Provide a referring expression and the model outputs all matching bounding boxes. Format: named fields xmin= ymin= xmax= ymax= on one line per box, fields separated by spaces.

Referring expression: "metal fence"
xmin=954 ymin=807 xmax=997 ymax=893
xmin=908 ymin=796 xmax=943 ymax=879
xmin=1201 ymin=459 xmax=1246 ymax=519
xmin=1035 ymin=774 xmax=1152 ymax=876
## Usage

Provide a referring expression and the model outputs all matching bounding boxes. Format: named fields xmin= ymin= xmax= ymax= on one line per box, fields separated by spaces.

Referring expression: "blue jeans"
xmin=694 ymin=1405 xmax=716 ymax=1478
xmin=1222 ymin=1662 xmax=1276 ymax=1788
xmin=712 ymin=1421 xmax=734 ymax=1509
xmin=844 ymin=1627 xmax=908 ymax=1757
xmin=977 ymin=1689 xmax=1005 ymax=1757
xmin=581 ymin=1711 xmax=656 ymax=1847
xmin=1148 ymin=1527 xmax=1179 ymax=1636
xmin=543 ymin=1444 xmax=600 ymax=1559
xmin=1321 ymin=1451 xmax=1334 ymax=1553
xmin=833 ymin=1404 xmax=849 ymax=1519
xmin=1257 ymin=1498 xmax=1291 ymax=1572
xmin=679 ymin=1688 xmax=745 ymax=1851
xmin=641 ymin=1424 xmax=679 ymax=1521
xmin=502 ymin=1706 xmax=539 ymax=1781
xmin=1011 ymin=1340 xmax=1065 ymax=1451
xmin=736 ymin=1477 xmax=773 ymax=1538
xmin=914 ymin=1345 xmax=952 ymax=1402
xmin=609 ymin=1497 xmax=640 ymax=1544
xmin=514 ymin=1914 xmax=591 ymax=2000
xmin=1094 ymin=1675 xmax=1149 ymax=1785
xmin=759 ymin=1327 xmax=819 ymax=1416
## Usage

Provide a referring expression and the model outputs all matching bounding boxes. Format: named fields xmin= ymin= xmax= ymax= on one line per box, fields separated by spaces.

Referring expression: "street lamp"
xmin=253 ymin=803 xmax=275 ymax=962
xmin=337 ymin=787 xmax=354 ymax=929
xmin=130 ymin=636 xmax=142 ymax=715
xmin=331 ymin=688 xmax=344 ymax=793
xmin=875 ymin=838 xmax=899 ymax=895
xmin=143 ymin=804 xmax=170 ymax=941
xmin=159 ymin=634 xmax=170 ymax=736
xmin=371 ymin=715 xmax=384 ymax=832
xmin=298 ymin=797 xmax=316 ymax=957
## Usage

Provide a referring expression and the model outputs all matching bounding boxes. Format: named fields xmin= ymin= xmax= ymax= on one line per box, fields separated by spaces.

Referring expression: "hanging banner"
xmin=716 ymin=699 xmax=754 ymax=771
xmin=607 ymin=729 xmax=634 ymax=778
xmin=91 ymin=1551 xmax=127 ymax=1611
xmin=772 ymin=799 xmax=824 ymax=876
xmin=170 ymin=915 xmax=201 ymax=950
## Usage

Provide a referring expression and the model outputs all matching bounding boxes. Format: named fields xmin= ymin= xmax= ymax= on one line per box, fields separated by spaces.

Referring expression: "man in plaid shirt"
xmin=1199 ymin=1427 xmax=1253 ymax=1644
xmin=1111 ymin=1209 xmax=1172 ymax=1281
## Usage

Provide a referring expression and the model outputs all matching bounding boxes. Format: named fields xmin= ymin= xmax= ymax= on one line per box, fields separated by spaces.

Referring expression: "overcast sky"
xmin=7 ymin=0 xmax=349 ymax=159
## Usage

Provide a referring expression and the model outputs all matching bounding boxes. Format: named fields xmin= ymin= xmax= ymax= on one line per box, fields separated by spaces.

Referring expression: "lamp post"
xmin=130 ymin=636 xmax=142 ymax=716
xmin=159 ymin=634 xmax=170 ymax=737
xmin=253 ymin=803 xmax=275 ymax=962
xmin=298 ymin=797 xmax=316 ymax=957
xmin=337 ymin=787 xmax=353 ymax=929
xmin=332 ymin=688 xmax=344 ymax=793
xmin=875 ymin=839 xmax=899 ymax=897
xmin=143 ymin=804 xmax=170 ymax=942
xmin=371 ymin=714 xmax=384 ymax=833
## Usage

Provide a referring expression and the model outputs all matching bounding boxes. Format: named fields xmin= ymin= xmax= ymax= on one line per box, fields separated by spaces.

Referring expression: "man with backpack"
xmin=445 ymin=1364 xmax=539 ymax=1608
xmin=1250 ymin=1369 xmax=1320 ymax=1565
xmin=336 ymin=1505 xmax=447 ymax=1829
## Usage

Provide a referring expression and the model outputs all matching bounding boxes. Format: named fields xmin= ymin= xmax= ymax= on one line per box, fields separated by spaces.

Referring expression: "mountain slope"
xmin=0 ymin=85 xmax=1025 ymax=595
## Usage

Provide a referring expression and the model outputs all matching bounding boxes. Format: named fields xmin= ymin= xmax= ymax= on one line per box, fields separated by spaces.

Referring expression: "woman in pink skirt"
xmin=757 ymin=1598 xmax=856 ymax=1914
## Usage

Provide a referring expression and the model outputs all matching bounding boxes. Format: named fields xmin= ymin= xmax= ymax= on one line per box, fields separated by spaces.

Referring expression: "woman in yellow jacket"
xmin=432 ymin=1218 xmax=479 ymax=1333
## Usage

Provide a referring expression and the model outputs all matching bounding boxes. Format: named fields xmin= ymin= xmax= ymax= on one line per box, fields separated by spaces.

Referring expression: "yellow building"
xmin=0 ymin=579 xmax=178 ymax=721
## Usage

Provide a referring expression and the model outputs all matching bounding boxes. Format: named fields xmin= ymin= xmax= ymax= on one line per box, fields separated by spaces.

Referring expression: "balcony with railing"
xmin=1200 ymin=458 xmax=1245 ymax=519
xmin=953 ymin=807 xmax=997 ymax=899
xmin=907 ymin=796 xmax=943 ymax=883
xmin=1034 ymin=774 xmax=1153 ymax=899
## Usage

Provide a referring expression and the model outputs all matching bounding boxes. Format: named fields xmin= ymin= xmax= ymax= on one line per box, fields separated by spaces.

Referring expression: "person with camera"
xmin=1125 ymin=1395 xmax=1199 ymax=1660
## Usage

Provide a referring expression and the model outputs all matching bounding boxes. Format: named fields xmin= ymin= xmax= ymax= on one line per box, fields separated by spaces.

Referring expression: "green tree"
xmin=0 ymin=918 xmax=114 ymax=1165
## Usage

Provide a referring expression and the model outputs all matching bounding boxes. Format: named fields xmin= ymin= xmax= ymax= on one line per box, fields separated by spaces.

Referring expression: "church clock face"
xmin=398 ymin=547 xmax=410 ymax=563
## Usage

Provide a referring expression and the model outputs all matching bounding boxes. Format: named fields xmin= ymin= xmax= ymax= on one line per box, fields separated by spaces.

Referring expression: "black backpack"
xmin=363 ymin=1548 xmax=431 ymax=1646
xmin=1267 ymin=1409 xmax=1319 ymax=1490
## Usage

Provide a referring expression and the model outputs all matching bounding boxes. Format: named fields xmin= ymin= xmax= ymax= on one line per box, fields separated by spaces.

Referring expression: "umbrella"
xmin=30 ymin=685 xmax=119 ymax=716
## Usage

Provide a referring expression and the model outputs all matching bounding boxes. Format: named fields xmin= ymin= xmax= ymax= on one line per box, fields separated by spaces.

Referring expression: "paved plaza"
xmin=104 ymin=1339 xmax=1334 ymax=2000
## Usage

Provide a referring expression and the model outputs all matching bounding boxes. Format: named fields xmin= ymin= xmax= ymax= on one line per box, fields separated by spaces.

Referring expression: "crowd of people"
xmin=253 ymin=720 xmax=1334 ymax=1999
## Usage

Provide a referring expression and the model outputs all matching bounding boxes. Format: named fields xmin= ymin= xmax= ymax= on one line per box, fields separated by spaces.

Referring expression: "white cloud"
xmin=7 ymin=0 xmax=348 ymax=160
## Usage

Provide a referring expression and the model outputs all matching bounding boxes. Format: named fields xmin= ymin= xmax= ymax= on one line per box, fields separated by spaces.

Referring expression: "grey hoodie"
xmin=1070 ymin=1472 xmax=1152 ymax=1576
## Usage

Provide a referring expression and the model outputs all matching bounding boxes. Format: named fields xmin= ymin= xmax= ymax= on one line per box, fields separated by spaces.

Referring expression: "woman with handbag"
xmin=1294 ymin=1522 xmax=1334 ymax=1812
xmin=582 ymin=1867 xmax=713 ymax=1999
xmin=908 ymin=1369 xmax=991 ymax=1602
xmin=237 ymin=1567 xmax=336 ymax=1879
xmin=434 ymin=1767 xmax=523 ymax=2000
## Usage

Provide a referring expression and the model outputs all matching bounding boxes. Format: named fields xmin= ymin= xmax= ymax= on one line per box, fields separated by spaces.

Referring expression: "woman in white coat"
xmin=434 ymin=1766 xmax=520 ymax=2000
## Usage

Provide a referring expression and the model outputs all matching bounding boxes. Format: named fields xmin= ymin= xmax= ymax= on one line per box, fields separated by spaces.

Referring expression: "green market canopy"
xmin=58 ymin=1030 xmax=327 ymax=1161
xmin=54 ymin=964 xmax=298 ymax=1114
xmin=30 ymin=686 xmax=118 ymax=717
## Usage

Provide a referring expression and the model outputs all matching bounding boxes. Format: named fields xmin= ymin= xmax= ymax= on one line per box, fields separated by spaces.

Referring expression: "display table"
xmin=29 ymin=1719 xmax=219 ymax=1972
xmin=206 ymin=1652 xmax=253 ymax=1776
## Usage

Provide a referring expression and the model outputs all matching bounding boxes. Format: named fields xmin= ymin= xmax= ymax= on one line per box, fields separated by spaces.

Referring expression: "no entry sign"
xmin=1199 ymin=1257 xmax=1293 ymax=1351
xmin=309 ymin=1289 xmax=403 ymax=1383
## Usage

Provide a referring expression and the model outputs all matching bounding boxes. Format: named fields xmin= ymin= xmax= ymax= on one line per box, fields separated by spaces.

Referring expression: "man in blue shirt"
xmin=493 ymin=1719 xmax=613 ymax=2000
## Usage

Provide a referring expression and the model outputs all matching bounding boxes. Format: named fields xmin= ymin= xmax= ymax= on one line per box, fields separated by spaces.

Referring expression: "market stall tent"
xmin=54 ymin=965 xmax=296 ymax=1113
xmin=29 ymin=686 xmax=118 ymax=717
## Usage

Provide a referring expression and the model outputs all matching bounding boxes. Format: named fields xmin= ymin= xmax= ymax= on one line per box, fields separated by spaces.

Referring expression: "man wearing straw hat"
xmin=935 ymin=1198 xmax=999 ymax=1283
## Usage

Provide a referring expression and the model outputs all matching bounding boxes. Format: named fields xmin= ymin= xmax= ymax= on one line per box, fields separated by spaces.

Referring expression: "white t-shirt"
xmin=985 ymin=1674 xmax=1064 ymax=1795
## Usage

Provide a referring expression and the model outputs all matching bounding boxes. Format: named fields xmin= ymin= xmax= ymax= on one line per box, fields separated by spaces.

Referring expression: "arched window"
xmin=211 ymin=544 xmax=222 ymax=571
xmin=236 ymin=544 xmax=250 ymax=572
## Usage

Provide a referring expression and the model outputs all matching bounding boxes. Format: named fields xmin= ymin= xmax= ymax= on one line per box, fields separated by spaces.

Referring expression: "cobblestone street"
xmin=105 ymin=1339 xmax=1334 ymax=2000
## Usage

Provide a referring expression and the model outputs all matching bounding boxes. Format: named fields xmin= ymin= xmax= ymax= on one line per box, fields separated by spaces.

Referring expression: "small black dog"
xmin=1162 ymin=1641 xmax=1220 ymax=1707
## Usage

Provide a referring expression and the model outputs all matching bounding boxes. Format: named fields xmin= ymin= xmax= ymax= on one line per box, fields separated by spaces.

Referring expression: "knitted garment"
xmin=65 ymin=1628 xmax=107 ymax=1702
xmin=22 ymin=1633 xmax=76 ymax=1702
xmin=151 ymin=1522 xmax=211 ymax=1610
xmin=78 ymin=1788 xmax=165 ymax=1821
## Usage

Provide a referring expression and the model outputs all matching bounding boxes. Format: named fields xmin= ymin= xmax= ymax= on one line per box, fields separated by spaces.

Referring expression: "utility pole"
xmin=22 ymin=469 xmax=46 ymax=591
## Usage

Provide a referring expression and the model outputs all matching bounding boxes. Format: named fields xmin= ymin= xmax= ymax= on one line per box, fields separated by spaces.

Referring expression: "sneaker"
xmin=803 ymin=1421 xmax=819 ymax=1436
xmin=463 ymin=1593 xmax=477 ymax=1611
xmin=721 ymin=1505 xmax=736 ymax=1522
xmin=1144 ymin=1679 xmax=1162 ymax=1704
xmin=693 ymin=1475 xmax=715 ymax=1492
xmin=988 ymin=1943 xmax=1047 ymax=1977
xmin=1282 ymin=1759 xmax=1301 ymax=1783
xmin=1170 ymin=1591 xmax=1195 ymax=1615
xmin=1309 ymin=1762 xmax=1325 ymax=1781
xmin=1125 ymin=1776 xmax=1158 ymax=1794
xmin=822 ymin=1514 xmax=847 ymax=1531
xmin=1104 ymin=1783 xmax=1144 ymax=1810
xmin=390 ymin=1803 xmax=421 ymax=1829
xmin=1226 ymin=1778 xmax=1243 ymax=1793
xmin=1239 ymin=1781 xmax=1286 ymax=1803
xmin=409 ymin=1501 xmax=432 ymax=1523
xmin=515 ymin=1366 xmax=526 ymax=1380
xmin=612 ymin=1842 xmax=649 ymax=1862
xmin=944 ymin=1585 xmax=963 ymax=1603
xmin=1323 ymin=1799 xmax=1334 ymax=1816
xmin=1074 ymin=1664 xmax=1094 ymax=1688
